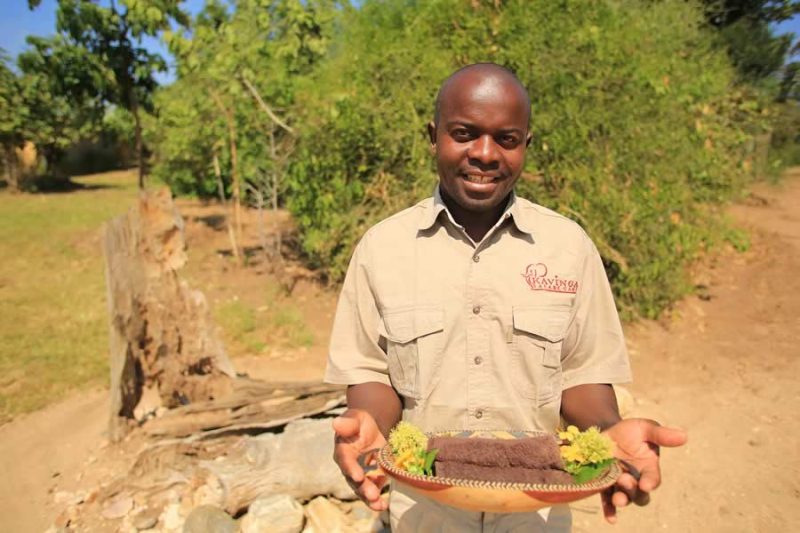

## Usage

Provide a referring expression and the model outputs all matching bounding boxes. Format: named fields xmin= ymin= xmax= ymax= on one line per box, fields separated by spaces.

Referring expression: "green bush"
xmin=150 ymin=0 xmax=772 ymax=318
xmin=285 ymin=0 xmax=766 ymax=317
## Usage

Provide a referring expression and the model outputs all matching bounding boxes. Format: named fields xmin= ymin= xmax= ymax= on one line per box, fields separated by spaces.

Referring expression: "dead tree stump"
xmin=103 ymin=189 xmax=235 ymax=441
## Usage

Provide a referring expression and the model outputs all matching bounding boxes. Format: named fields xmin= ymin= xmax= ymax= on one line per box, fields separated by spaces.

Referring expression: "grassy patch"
xmin=0 ymin=170 xmax=139 ymax=422
xmin=0 ymin=169 xmax=318 ymax=422
xmin=214 ymin=288 xmax=315 ymax=356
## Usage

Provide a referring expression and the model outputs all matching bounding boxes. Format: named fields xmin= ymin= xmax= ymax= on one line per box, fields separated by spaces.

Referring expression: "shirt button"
xmin=474 ymin=356 xmax=483 ymax=365
xmin=472 ymin=305 xmax=481 ymax=315
xmin=473 ymin=254 xmax=480 ymax=263
xmin=475 ymin=409 xmax=483 ymax=419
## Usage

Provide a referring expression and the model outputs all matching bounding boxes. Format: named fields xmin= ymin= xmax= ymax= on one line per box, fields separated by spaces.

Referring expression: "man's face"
xmin=429 ymin=74 xmax=531 ymax=215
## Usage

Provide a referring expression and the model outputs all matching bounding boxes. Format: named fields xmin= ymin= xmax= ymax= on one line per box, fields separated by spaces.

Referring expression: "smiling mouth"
xmin=463 ymin=173 xmax=499 ymax=184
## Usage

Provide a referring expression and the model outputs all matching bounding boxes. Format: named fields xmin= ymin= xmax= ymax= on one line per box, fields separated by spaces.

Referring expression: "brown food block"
xmin=428 ymin=436 xmax=564 ymax=470
xmin=435 ymin=462 xmax=574 ymax=485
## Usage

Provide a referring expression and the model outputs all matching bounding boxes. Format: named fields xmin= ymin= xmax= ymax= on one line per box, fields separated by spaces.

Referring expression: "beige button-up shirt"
xmin=325 ymin=188 xmax=631 ymax=434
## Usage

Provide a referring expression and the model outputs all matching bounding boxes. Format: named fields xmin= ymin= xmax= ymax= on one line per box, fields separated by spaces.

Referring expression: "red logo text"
xmin=522 ymin=263 xmax=578 ymax=293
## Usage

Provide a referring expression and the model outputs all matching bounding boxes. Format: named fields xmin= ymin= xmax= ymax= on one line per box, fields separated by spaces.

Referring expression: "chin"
xmin=455 ymin=193 xmax=506 ymax=213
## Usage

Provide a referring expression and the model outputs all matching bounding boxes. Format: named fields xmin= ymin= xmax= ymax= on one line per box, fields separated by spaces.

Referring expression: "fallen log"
xmin=142 ymin=380 xmax=345 ymax=438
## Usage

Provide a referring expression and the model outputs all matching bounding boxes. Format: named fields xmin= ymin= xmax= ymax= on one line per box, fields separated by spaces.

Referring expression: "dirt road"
xmin=574 ymin=171 xmax=800 ymax=532
xmin=1 ymin=172 xmax=798 ymax=532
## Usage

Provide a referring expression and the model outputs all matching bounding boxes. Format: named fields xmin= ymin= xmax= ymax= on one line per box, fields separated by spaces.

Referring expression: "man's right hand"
xmin=332 ymin=408 xmax=389 ymax=511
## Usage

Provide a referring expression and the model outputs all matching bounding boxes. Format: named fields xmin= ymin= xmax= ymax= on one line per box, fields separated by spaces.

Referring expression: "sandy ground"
xmin=1 ymin=171 xmax=799 ymax=532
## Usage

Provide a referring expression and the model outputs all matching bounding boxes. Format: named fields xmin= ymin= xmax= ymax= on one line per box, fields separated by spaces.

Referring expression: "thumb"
xmin=333 ymin=411 xmax=364 ymax=438
xmin=646 ymin=423 xmax=688 ymax=448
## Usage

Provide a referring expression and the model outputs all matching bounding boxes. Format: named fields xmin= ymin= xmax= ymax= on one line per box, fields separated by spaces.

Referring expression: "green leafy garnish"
xmin=559 ymin=425 xmax=616 ymax=483
xmin=388 ymin=422 xmax=438 ymax=476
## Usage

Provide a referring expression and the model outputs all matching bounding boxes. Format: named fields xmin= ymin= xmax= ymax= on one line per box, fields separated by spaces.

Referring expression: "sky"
xmin=0 ymin=0 xmax=206 ymax=83
xmin=1 ymin=1 xmax=799 ymax=81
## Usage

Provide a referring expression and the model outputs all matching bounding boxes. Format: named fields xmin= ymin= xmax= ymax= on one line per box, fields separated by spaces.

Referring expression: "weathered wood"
xmin=103 ymin=189 xmax=236 ymax=441
xmin=142 ymin=380 xmax=345 ymax=438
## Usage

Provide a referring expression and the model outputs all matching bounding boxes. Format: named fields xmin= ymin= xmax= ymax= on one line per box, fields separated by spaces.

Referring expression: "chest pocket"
xmin=511 ymin=306 xmax=571 ymax=406
xmin=379 ymin=306 xmax=444 ymax=400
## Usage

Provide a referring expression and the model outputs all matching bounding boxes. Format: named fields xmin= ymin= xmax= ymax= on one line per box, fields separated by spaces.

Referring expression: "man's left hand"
xmin=601 ymin=418 xmax=688 ymax=523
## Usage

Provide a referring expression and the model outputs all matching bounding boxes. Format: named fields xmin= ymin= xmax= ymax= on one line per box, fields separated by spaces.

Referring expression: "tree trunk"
xmin=213 ymin=152 xmax=241 ymax=263
xmin=2 ymin=144 xmax=19 ymax=192
xmin=268 ymin=128 xmax=282 ymax=262
xmin=131 ymin=98 xmax=144 ymax=190
xmin=102 ymin=189 xmax=236 ymax=441
xmin=210 ymin=90 xmax=243 ymax=257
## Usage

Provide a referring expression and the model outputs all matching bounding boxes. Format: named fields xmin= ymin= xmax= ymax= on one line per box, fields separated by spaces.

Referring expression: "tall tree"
xmin=153 ymin=0 xmax=334 ymax=263
xmin=14 ymin=36 xmax=104 ymax=184
xmin=702 ymin=1 xmax=800 ymax=83
xmin=29 ymin=0 xmax=190 ymax=188
xmin=0 ymin=49 xmax=24 ymax=189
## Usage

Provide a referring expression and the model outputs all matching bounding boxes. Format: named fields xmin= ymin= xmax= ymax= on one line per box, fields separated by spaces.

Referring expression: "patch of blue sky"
xmin=0 ymin=0 xmax=206 ymax=83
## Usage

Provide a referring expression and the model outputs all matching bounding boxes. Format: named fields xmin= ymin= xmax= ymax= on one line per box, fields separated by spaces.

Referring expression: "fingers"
xmin=637 ymin=459 xmax=661 ymax=493
xmin=334 ymin=441 xmax=365 ymax=482
xmin=332 ymin=413 xmax=361 ymax=439
xmin=345 ymin=470 xmax=388 ymax=511
xmin=613 ymin=471 xmax=637 ymax=511
xmin=601 ymin=487 xmax=617 ymax=523
xmin=604 ymin=469 xmax=653 ymax=522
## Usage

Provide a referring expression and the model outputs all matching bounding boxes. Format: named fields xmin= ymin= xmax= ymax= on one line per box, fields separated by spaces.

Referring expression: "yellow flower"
xmin=559 ymin=426 xmax=614 ymax=467
xmin=558 ymin=424 xmax=581 ymax=442
xmin=389 ymin=421 xmax=428 ymax=457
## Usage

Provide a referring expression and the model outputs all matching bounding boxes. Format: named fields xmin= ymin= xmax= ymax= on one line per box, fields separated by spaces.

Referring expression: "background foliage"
xmin=3 ymin=0 xmax=799 ymax=318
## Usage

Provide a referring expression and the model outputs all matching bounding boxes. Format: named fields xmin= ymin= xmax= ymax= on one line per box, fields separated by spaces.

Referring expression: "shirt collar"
xmin=417 ymin=185 xmax=535 ymax=237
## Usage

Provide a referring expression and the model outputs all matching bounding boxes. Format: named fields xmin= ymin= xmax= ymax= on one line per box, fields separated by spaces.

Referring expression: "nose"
xmin=467 ymin=134 xmax=500 ymax=168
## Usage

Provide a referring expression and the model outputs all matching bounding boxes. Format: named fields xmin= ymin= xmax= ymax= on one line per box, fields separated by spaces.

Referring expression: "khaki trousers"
xmin=389 ymin=483 xmax=572 ymax=532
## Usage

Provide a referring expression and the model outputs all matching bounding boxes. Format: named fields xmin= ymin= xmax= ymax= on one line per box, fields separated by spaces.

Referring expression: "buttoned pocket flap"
xmin=380 ymin=306 xmax=444 ymax=344
xmin=512 ymin=306 xmax=570 ymax=343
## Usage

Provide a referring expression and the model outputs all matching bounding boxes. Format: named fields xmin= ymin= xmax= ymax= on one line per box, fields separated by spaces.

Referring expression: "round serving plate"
xmin=377 ymin=429 xmax=621 ymax=513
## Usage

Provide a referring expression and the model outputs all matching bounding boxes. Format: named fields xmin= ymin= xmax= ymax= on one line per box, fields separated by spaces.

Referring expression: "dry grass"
xmin=0 ymin=169 xmax=324 ymax=423
xmin=0 ymin=170 xmax=139 ymax=422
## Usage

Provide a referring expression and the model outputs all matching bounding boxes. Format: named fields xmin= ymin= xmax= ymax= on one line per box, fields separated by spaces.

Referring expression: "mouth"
xmin=459 ymin=172 xmax=503 ymax=196
xmin=462 ymin=173 xmax=500 ymax=184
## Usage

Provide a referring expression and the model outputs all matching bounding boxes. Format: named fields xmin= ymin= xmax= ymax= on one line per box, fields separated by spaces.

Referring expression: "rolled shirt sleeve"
xmin=560 ymin=235 xmax=633 ymax=390
xmin=324 ymin=235 xmax=391 ymax=387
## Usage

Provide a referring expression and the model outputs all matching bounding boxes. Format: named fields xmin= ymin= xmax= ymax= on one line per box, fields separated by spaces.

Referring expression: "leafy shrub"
xmin=285 ymin=0 xmax=766 ymax=316
xmin=151 ymin=0 xmax=771 ymax=318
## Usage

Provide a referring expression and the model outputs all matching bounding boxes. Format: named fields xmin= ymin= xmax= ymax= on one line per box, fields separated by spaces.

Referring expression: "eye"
xmin=451 ymin=128 xmax=473 ymax=141
xmin=498 ymin=134 xmax=520 ymax=148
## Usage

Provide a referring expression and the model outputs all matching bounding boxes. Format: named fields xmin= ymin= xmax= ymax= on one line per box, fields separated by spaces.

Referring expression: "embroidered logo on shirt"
xmin=522 ymin=263 xmax=579 ymax=293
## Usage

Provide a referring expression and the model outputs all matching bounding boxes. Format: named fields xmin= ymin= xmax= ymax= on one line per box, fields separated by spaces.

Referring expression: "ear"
xmin=427 ymin=121 xmax=437 ymax=154
xmin=525 ymin=132 xmax=533 ymax=148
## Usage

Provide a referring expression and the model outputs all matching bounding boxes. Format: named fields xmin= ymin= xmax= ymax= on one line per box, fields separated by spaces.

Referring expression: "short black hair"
xmin=433 ymin=63 xmax=531 ymax=126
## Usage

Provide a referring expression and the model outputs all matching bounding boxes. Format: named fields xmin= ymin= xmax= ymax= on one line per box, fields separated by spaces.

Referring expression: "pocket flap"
xmin=380 ymin=306 xmax=444 ymax=344
xmin=512 ymin=306 xmax=570 ymax=342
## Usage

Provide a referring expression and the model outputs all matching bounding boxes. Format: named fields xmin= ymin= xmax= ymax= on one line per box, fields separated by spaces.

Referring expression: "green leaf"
xmin=570 ymin=459 xmax=614 ymax=484
xmin=423 ymin=448 xmax=439 ymax=476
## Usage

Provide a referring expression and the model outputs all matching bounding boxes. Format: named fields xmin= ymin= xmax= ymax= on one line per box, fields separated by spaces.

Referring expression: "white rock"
xmin=344 ymin=500 xmax=378 ymax=523
xmin=192 ymin=475 xmax=225 ymax=508
xmin=182 ymin=505 xmax=237 ymax=533
xmin=160 ymin=503 xmax=184 ymax=532
xmin=101 ymin=494 xmax=133 ymax=519
xmin=351 ymin=518 xmax=383 ymax=533
xmin=237 ymin=418 xmax=355 ymax=501
xmin=132 ymin=507 xmax=160 ymax=530
xmin=54 ymin=490 xmax=86 ymax=506
xmin=240 ymin=494 xmax=304 ymax=533
xmin=305 ymin=497 xmax=352 ymax=533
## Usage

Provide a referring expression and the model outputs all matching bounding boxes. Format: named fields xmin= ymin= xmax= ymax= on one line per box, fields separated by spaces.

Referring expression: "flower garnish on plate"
xmin=559 ymin=425 xmax=616 ymax=483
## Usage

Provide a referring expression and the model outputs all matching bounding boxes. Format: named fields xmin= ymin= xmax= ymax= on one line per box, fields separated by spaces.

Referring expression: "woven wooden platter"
xmin=376 ymin=429 xmax=621 ymax=513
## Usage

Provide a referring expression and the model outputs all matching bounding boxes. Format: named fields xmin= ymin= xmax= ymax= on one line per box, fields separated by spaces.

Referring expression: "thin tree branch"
xmin=240 ymin=75 xmax=295 ymax=136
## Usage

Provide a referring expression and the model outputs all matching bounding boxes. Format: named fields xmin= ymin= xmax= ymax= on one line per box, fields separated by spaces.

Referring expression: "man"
xmin=326 ymin=63 xmax=687 ymax=531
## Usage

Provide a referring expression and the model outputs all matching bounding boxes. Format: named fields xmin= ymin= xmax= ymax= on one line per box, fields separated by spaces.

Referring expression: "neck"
xmin=440 ymin=188 xmax=509 ymax=242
